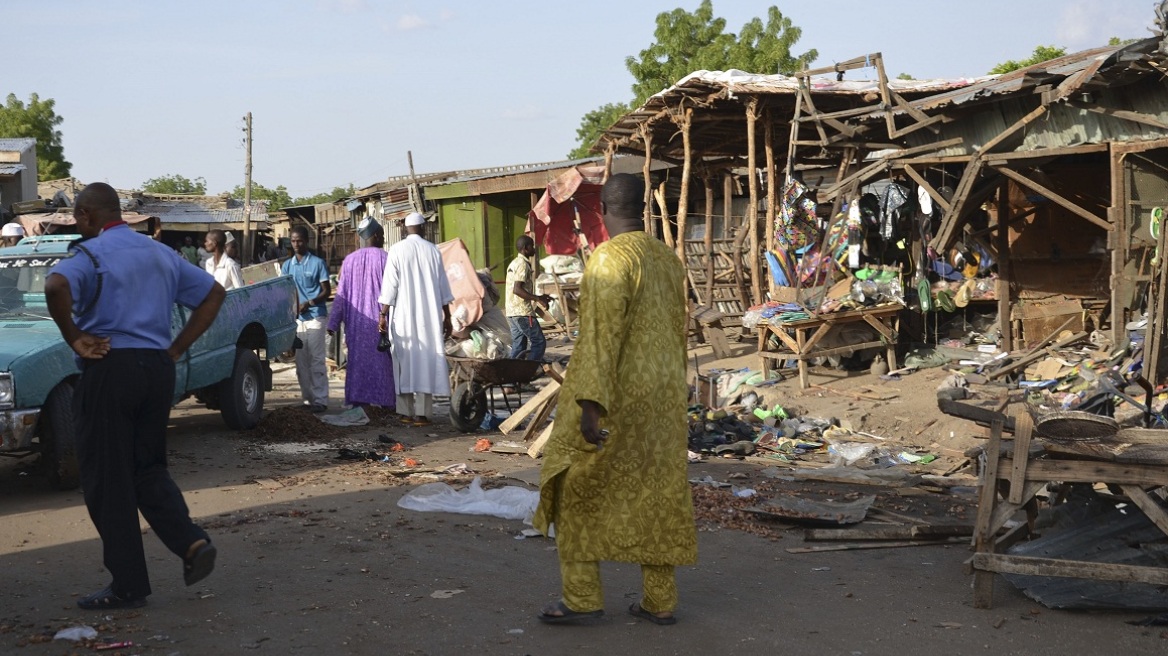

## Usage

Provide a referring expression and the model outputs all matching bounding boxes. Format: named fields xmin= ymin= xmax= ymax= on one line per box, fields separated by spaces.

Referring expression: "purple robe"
xmin=327 ymin=246 xmax=395 ymax=408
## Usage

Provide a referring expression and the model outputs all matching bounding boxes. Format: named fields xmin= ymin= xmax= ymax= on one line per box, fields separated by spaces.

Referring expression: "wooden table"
xmin=756 ymin=304 xmax=902 ymax=389
xmin=967 ymin=413 xmax=1168 ymax=609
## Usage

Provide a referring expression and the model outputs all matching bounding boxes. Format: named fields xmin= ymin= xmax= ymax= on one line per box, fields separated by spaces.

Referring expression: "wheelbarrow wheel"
xmin=450 ymin=381 xmax=488 ymax=433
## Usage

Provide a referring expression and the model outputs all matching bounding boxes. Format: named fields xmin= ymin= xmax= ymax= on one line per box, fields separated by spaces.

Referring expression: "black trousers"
xmin=74 ymin=348 xmax=208 ymax=598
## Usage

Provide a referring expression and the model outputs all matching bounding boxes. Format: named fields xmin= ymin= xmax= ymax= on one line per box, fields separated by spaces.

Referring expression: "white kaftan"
xmin=379 ymin=234 xmax=455 ymax=396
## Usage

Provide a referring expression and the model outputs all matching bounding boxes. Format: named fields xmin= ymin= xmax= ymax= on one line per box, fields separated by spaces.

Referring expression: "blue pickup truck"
xmin=0 ymin=234 xmax=299 ymax=489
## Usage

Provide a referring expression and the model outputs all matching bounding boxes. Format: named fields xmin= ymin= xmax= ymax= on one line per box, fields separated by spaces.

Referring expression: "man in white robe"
xmin=377 ymin=212 xmax=454 ymax=425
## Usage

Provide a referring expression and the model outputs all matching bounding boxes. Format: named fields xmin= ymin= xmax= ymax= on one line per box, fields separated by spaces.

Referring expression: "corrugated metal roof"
xmin=0 ymin=138 xmax=35 ymax=153
xmin=0 ymin=164 xmax=26 ymax=176
xmin=137 ymin=201 xmax=270 ymax=226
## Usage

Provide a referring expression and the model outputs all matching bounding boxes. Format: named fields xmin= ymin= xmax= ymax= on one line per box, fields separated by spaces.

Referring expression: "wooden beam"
xmin=996 ymin=180 xmax=1013 ymax=352
xmin=640 ymin=124 xmax=653 ymax=234
xmin=901 ymin=164 xmax=951 ymax=214
xmin=979 ymin=105 xmax=1048 ymax=155
xmin=970 ymin=553 xmax=1168 ymax=586
xmin=746 ymin=97 xmax=761 ymax=306
xmin=931 ymin=158 xmax=985 ymax=250
xmin=675 ymin=105 xmax=694 ymax=275
xmin=983 ymin=142 xmax=1108 ymax=164
xmin=498 ymin=381 xmax=561 ymax=434
xmin=992 ymin=165 xmax=1111 ymax=231
xmin=1068 ymin=100 xmax=1168 ymax=131
xmin=1110 ymin=143 xmax=1127 ymax=346
xmin=704 ymin=175 xmax=715 ymax=306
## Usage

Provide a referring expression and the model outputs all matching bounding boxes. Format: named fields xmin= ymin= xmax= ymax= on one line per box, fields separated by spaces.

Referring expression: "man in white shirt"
xmin=203 ymin=230 xmax=243 ymax=291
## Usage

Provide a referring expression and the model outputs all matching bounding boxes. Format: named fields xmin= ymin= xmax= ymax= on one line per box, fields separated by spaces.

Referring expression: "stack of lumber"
xmin=498 ymin=364 xmax=563 ymax=458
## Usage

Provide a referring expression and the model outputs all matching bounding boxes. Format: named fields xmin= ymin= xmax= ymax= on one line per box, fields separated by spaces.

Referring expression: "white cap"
xmin=404 ymin=212 xmax=426 ymax=227
xmin=1 ymin=223 xmax=25 ymax=237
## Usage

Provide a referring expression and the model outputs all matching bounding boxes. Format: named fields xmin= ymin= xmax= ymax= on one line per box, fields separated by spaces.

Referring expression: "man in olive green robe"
xmin=534 ymin=173 xmax=697 ymax=625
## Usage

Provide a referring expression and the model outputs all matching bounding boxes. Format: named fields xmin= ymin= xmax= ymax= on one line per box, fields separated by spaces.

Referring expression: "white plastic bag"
xmin=396 ymin=476 xmax=540 ymax=524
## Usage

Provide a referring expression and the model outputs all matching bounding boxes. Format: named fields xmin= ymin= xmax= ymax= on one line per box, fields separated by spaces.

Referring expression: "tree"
xmin=0 ymin=93 xmax=71 ymax=181
xmin=294 ymin=184 xmax=357 ymax=207
xmin=142 ymin=174 xmax=207 ymax=195
xmin=570 ymin=1 xmax=817 ymax=157
xmin=229 ymin=182 xmax=294 ymax=210
xmin=568 ymin=102 xmax=632 ymax=160
xmin=989 ymin=45 xmax=1067 ymax=74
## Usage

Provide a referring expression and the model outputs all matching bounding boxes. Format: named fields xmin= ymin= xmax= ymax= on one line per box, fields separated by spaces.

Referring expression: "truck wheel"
xmin=42 ymin=381 xmax=80 ymax=490
xmin=449 ymin=381 xmax=487 ymax=433
xmin=220 ymin=348 xmax=265 ymax=430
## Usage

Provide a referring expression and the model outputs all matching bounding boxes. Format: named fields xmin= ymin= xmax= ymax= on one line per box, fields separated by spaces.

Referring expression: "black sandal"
xmin=77 ymin=585 xmax=146 ymax=610
xmin=537 ymin=601 xmax=604 ymax=624
xmin=628 ymin=602 xmax=677 ymax=625
xmin=184 ymin=540 xmax=217 ymax=586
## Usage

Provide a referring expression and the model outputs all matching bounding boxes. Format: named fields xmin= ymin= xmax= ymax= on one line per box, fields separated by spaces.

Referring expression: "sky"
xmin=4 ymin=0 xmax=1156 ymax=199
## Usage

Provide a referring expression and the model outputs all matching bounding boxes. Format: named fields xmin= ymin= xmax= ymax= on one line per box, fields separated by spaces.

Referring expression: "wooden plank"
xmin=786 ymin=538 xmax=965 ymax=554
xmin=993 ymin=165 xmax=1111 ymax=231
xmin=805 ymin=524 xmax=973 ymax=541
xmin=937 ymin=398 xmax=1016 ymax=432
xmin=970 ymin=552 xmax=1168 ymax=585
xmin=972 ymin=419 xmax=1004 ymax=609
xmin=520 ymin=391 xmax=559 ymax=443
xmin=1008 ymin=413 xmax=1034 ymax=504
xmin=528 ymin=422 xmax=555 ymax=458
xmin=1118 ymin=485 xmax=1168 ymax=538
xmin=988 ymin=481 xmax=1044 ymax=536
xmin=902 ymin=164 xmax=951 ymax=214
xmin=1005 ymin=458 xmax=1168 ymax=487
xmin=986 ymin=329 xmax=1087 ymax=380
xmin=498 ymin=381 xmax=560 ymax=435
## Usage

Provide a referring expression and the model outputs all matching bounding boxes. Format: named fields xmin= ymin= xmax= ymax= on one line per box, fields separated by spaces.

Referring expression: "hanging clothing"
xmin=534 ymin=231 xmax=697 ymax=572
xmin=379 ymin=234 xmax=454 ymax=396
xmin=327 ymin=246 xmax=395 ymax=408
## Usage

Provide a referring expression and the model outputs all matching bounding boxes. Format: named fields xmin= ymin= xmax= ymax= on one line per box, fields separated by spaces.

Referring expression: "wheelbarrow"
xmin=447 ymin=356 xmax=544 ymax=432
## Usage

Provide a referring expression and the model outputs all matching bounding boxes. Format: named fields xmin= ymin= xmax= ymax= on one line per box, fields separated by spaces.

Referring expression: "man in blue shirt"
xmin=45 ymin=182 xmax=226 ymax=610
xmin=281 ymin=225 xmax=331 ymax=413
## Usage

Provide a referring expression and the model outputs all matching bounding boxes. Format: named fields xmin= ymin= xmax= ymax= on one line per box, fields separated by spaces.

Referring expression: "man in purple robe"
xmin=327 ymin=218 xmax=395 ymax=409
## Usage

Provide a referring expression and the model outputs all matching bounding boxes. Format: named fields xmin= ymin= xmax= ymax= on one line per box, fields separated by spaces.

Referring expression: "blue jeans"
xmin=508 ymin=316 xmax=546 ymax=361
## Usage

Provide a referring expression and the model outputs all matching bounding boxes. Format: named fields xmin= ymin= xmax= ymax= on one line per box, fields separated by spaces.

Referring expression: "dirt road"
xmin=1 ymin=363 xmax=1164 ymax=655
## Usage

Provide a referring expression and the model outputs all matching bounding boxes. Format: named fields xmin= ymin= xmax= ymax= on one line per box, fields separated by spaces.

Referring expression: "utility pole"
xmin=242 ymin=112 xmax=253 ymax=266
xmin=407 ymin=150 xmax=422 ymax=214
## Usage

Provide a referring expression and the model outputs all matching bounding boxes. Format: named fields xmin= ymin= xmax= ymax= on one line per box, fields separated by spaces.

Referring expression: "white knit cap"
xmin=404 ymin=212 xmax=425 ymax=227
xmin=1 ymin=223 xmax=25 ymax=237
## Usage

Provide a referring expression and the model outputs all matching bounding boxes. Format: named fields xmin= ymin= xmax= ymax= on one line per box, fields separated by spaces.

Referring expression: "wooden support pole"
xmin=785 ymin=77 xmax=805 ymax=182
xmin=724 ymin=173 xmax=739 ymax=309
xmin=640 ymin=125 xmax=654 ymax=234
xmin=996 ymin=179 xmax=1013 ymax=352
xmin=1110 ymin=144 xmax=1127 ymax=346
xmin=765 ymin=111 xmax=777 ymax=298
xmin=676 ymin=105 xmax=694 ymax=269
xmin=655 ymin=182 xmax=675 ymax=250
xmin=746 ymin=97 xmax=761 ymax=306
xmin=704 ymin=175 xmax=715 ymax=307
xmin=603 ymin=144 xmax=614 ymax=181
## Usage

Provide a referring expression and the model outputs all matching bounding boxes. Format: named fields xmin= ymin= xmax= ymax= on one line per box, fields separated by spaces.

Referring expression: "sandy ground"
xmin=1 ymin=338 xmax=1166 ymax=655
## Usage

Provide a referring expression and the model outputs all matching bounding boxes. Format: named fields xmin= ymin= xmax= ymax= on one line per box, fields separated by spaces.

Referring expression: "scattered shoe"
xmin=77 ymin=585 xmax=146 ymax=610
xmin=183 ymin=540 xmax=217 ymax=586
xmin=537 ymin=601 xmax=604 ymax=624
xmin=410 ymin=417 xmax=432 ymax=427
xmin=628 ymin=602 xmax=676 ymax=625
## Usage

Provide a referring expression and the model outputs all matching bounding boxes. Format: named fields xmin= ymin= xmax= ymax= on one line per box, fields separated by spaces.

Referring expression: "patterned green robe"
xmin=534 ymin=231 xmax=697 ymax=566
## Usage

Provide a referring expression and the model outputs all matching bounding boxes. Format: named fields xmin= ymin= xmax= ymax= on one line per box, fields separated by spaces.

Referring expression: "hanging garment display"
xmin=878 ymin=183 xmax=911 ymax=244
xmin=775 ymin=179 xmax=821 ymax=252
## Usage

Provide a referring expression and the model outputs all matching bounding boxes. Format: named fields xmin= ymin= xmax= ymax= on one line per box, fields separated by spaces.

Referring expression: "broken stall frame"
xmin=968 ymin=413 xmax=1168 ymax=609
xmin=596 ymin=39 xmax=1168 ymax=384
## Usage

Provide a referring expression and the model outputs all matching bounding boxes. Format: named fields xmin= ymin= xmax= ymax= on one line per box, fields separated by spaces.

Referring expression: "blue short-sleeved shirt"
xmin=50 ymin=224 xmax=216 ymax=350
xmin=281 ymin=252 xmax=329 ymax=320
